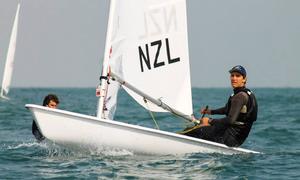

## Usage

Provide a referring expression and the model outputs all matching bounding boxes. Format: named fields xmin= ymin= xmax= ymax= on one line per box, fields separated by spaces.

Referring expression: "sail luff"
xmin=96 ymin=0 xmax=117 ymax=118
xmin=1 ymin=3 xmax=20 ymax=99
xmin=110 ymin=72 xmax=195 ymax=123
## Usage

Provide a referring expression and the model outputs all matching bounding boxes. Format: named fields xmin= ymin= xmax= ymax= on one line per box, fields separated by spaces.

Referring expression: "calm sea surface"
xmin=0 ymin=88 xmax=299 ymax=179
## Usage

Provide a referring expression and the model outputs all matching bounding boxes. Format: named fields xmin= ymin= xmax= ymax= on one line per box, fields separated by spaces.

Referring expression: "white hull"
xmin=26 ymin=104 xmax=259 ymax=155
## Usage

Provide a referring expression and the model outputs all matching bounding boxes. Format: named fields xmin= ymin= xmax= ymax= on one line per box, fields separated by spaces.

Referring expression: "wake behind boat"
xmin=26 ymin=0 xmax=260 ymax=155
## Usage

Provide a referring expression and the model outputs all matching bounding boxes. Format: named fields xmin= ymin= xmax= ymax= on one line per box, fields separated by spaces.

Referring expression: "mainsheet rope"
xmin=143 ymin=98 xmax=160 ymax=130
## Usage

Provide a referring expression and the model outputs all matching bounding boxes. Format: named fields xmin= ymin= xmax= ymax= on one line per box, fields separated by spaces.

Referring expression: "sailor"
xmin=182 ymin=65 xmax=258 ymax=147
xmin=32 ymin=94 xmax=59 ymax=141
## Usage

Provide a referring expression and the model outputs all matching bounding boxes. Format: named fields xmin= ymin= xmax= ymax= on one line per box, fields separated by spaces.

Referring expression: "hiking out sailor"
xmin=32 ymin=94 xmax=59 ymax=141
xmin=182 ymin=65 xmax=258 ymax=147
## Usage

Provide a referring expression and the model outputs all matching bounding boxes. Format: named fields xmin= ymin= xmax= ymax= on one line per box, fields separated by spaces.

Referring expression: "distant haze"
xmin=1 ymin=0 xmax=300 ymax=88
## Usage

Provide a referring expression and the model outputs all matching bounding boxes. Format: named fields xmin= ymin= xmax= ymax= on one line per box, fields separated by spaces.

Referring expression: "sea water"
xmin=0 ymin=88 xmax=299 ymax=179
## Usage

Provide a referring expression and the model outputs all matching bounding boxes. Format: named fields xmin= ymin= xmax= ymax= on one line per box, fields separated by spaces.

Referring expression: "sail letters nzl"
xmin=138 ymin=5 xmax=180 ymax=72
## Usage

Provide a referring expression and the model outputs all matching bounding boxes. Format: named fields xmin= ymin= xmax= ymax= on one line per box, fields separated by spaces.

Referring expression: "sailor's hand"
xmin=201 ymin=117 xmax=211 ymax=126
xmin=200 ymin=108 xmax=211 ymax=115
xmin=191 ymin=115 xmax=200 ymax=124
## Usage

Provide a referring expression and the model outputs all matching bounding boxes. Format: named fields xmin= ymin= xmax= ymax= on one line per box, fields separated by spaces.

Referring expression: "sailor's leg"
xmin=183 ymin=126 xmax=217 ymax=141
xmin=32 ymin=121 xmax=45 ymax=142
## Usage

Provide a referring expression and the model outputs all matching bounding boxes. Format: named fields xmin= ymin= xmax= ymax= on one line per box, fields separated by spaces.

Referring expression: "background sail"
xmin=1 ymin=4 xmax=20 ymax=98
xmin=108 ymin=0 xmax=192 ymax=115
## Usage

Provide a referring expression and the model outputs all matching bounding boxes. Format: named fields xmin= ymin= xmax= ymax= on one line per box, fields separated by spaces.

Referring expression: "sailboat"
xmin=25 ymin=0 xmax=259 ymax=155
xmin=0 ymin=3 xmax=20 ymax=100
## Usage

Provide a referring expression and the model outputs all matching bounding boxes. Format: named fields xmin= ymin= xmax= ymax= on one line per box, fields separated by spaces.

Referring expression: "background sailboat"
xmin=0 ymin=3 xmax=20 ymax=99
xmin=26 ymin=0 xmax=259 ymax=155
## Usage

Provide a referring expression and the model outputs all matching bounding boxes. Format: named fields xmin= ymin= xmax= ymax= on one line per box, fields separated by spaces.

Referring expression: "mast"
xmin=96 ymin=0 xmax=116 ymax=118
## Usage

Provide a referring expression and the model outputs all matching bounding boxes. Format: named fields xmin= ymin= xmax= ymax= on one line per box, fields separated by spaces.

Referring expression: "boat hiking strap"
xmin=176 ymin=124 xmax=203 ymax=134
xmin=143 ymin=97 xmax=160 ymax=130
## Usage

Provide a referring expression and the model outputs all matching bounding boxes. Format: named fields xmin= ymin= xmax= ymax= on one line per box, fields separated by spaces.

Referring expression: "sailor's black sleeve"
xmin=210 ymin=92 xmax=248 ymax=125
xmin=211 ymin=106 xmax=227 ymax=115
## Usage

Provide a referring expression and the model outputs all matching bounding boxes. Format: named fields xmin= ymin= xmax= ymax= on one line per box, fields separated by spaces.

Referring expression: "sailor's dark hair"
xmin=43 ymin=94 xmax=59 ymax=106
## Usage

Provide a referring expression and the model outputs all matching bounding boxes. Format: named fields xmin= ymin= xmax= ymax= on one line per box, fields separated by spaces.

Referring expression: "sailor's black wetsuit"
xmin=32 ymin=121 xmax=45 ymax=141
xmin=184 ymin=87 xmax=258 ymax=147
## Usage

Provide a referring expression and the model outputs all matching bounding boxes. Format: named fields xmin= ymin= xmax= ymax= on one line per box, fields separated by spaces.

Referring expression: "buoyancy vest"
xmin=226 ymin=87 xmax=258 ymax=125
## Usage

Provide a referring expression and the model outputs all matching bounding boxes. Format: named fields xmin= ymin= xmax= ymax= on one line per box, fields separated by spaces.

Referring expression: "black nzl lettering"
xmin=165 ymin=38 xmax=180 ymax=64
xmin=151 ymin=40 xmax=164 ymax=68
xmin=138 ymin=38 xmax=180 ymax=72
xmin=138 ymin=40 xmax=164 ymax=72
xmin=138 ymin=44 xmax=151 ymax=72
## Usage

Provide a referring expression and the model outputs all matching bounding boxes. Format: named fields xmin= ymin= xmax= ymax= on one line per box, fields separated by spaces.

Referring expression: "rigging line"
xmin=155 ymin=98 xmax=188 ymax=122
xmin=162 ymin=101 xmax=200 ymax=125
xmin=144 ymin=97 xmax=160 ymax=130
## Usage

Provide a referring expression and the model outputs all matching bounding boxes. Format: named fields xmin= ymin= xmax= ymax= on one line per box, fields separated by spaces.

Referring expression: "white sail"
xmin=0 ymin=4 xmax=20 ymax=99
xmin=104 ymin=0 xmax=192 ymax=115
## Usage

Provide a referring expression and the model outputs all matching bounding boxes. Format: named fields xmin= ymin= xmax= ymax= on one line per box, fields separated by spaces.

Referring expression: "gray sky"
xmin=1 ymin=0 xmax=300 ymax=88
